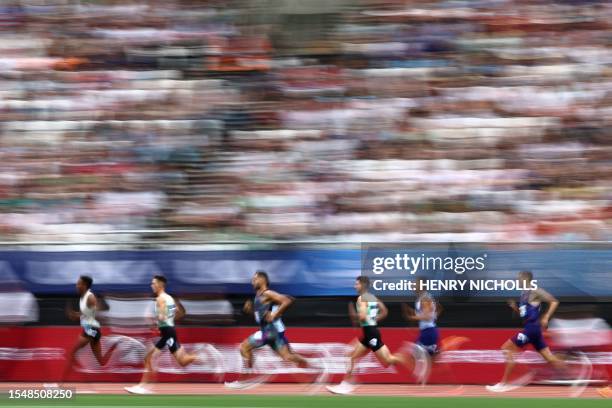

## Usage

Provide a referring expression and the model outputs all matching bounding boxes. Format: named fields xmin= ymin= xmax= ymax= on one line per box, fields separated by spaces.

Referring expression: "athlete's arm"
xmin=401 ymin=303 xmax=416 ymax=322
xmin=377 ymin=300 xmax=388 ymax=322
xmin=264 ymin=290 xmax=293 ymax=322
xmin=243 ymin=300 xmax=253 ymax=315
xmin=348 ymin=301 xmax=359 ymax=326
xmin=435 ymin=300 xmax=444 ymax=319
xmin=535 ymin=288 xmax=559 ymax=329
xmin=175 ymin=298 xmax=186 ymax=321
xmin=507 ymin=300 xmax=519 ymax=315
xmin=96 ymin=297 xmax=110 ymax=312
xmin=410 ymin=298 xmax=434 ymax=321
xmin=65 ymin=301 xmax=80 ymax=321
xmin=157 ymin=296 xmax=167 ymax=322
xmin=357 ymin=296 xmax=368 ymax=323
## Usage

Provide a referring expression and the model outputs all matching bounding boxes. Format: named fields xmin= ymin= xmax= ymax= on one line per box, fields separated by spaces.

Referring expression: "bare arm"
xmin=409 ymin=298 xmax=434 ymax=321
xmin=536 ymin=288 xmax=559 ymax=329
xmin=377 ymin=300 xmax=388 ymax=322
xmin=348 ymin=301 xmax=359 ymax=326
xmin=357 ymin=296 xmax=368 ymax=323
xmin=175 ymin=299 xmax=186 ymax=321
xmin=65 ymin=301 xmax=80 ymax=321
xmin=264 ymin=290 xmax=294 ymax=322
xmin=95 ymin=296 xmax=110 ymax=312
xmin=507 ymin=300 xmax=519 ymax=315
xmin=157 ymin=296 xmax=167 ymax=323
xmin=402 ymin=303 xmax=415 ymax=322
xmin=435 ymin=301 xmax=444 ymax=319
xmin=243 ymin=300 xmax=253 ymax=315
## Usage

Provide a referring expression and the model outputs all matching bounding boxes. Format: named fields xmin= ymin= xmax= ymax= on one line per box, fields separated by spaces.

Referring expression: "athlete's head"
xmin=76 ymin=275 xmax=93 ymax=296
xmin=518 ymin=270 xmax=533 ymax=285
xmin=252 ymin=270 xmax=269 ymax=291
xmin=355 ymin=276 xmax=370 ymax=294
xmin=151 ymin=275 xmax=167 ymax=296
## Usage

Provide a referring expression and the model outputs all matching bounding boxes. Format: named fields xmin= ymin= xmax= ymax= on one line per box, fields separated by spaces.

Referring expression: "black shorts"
xmin=155 ymin=326 xmax=181 ymax=353
xmin=82 ymin=325 xmax=101 ymax=343
xmin=360 ymin=326 xmax=384 ymax=352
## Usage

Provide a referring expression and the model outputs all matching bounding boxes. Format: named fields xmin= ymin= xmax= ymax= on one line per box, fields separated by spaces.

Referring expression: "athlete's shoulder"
xmin=259 ymin=288 xmax=276 ymax=299
xmin=420 ymin=291 xmax=432 ymax=300
xmin=361 ymin=292 xmax=378 ymax=302
xmin=533 ymin=287 xmax=555 ymax=301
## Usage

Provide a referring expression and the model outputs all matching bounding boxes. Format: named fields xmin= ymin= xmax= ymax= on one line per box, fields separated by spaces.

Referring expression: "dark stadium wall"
xmin=33 ymin=295 xmax=612 ymax=328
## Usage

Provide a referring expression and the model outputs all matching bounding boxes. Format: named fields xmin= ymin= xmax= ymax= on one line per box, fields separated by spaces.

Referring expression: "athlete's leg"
xmin=240 ymin=338 xmax=256 ymax=369
xmin=90 ymin=338 xmax=119 ymax=366
xmin=440 ymin=335 xmax=469 ymax=353
xmin=125 ymin=333 xmax=166 ymax=394
xmin=345 ymin=341 xmax=369 ymax=382
xmin=500 ymin=339 xmax=521 ymax=384
xmin=60 ymin=335 xmax=91 ymax=383
xmin=239 ymin=330 xmax=268 ymax=370
xmin=138 ymin=347 xmax=161 ymax=386
xmin=275 ymin=345 xmax=309 ymax=368
xmin=431 ymin=336 xmax=469 ymax=384
xmin=326 ymin=340 xmax=369 ymax=394
xmin=407 ymin=327 xmax=440 ymax=381
xmin=224 ymin=333 xmax=268 ymax=388
xmin=373 ymin=345 xmax=405 ymax=367
xmin=538 ymin=347 xmax=565 ymax=370
xmin=172 ymin=346 xmax=198 ymax=367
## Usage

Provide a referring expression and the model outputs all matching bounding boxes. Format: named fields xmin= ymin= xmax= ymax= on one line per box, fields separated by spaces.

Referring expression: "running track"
xmin=0 ymin=383 xmax=606 ymax=399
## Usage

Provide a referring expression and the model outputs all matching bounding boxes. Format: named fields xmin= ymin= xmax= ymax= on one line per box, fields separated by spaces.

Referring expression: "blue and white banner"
xmin=0 ymin=244 xmax=609 ymax=297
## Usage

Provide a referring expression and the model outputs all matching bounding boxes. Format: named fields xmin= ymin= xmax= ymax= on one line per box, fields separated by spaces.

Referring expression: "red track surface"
xmin=0 ymin=383 xmax=606 ymax=399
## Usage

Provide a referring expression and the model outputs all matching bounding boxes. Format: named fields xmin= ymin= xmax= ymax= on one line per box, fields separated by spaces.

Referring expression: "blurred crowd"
xmin=0 ymin=0 xmax=610 ymax=243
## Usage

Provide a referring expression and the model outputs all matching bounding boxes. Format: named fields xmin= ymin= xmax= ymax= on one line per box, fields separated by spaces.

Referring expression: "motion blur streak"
xmin=0 ymin=0 xmax=609 ymax=243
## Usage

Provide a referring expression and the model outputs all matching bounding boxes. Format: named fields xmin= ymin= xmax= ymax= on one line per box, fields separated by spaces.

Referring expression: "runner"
xmin=125 ymin=275 xmax=200 ymax=394
xmin=60 ymin=275 xmax=118 ymax=384
xmin=487 ymin=270 xmax=564 ymax=392
xmin=327 ymin=276 xmax=406 ymax=395
xmin=225 ymin=270 xmax=312 ymax=389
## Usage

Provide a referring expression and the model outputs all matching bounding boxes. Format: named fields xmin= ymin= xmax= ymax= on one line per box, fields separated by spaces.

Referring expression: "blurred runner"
xmin=487 ymin=271 xmax=564 ymax=392
xmin=125 ymin=275 xmax=200 ymax=395
xmin=59 ymin=276 xmax=118 ymax=385
xmin=327 ymin=276 xmax=406 ymax=395
xmin=402 ymin=277 xmax=468 ymax=385
xmin=225 ymin=270 xmax=312 ymax=389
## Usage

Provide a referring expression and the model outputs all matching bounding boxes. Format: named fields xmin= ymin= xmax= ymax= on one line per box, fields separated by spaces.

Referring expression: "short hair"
xmin=255 ymin=270 xmax=269 ymax=286
xmin=519 ymin=270 xmax=533 ymax=281
xmin=79 ymin=275 xmax=93 ymax=289
xmin=356 ymin=276 xmax=370 ymax=288
xmin=153 ymin=275 xmax=167 ymax=285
